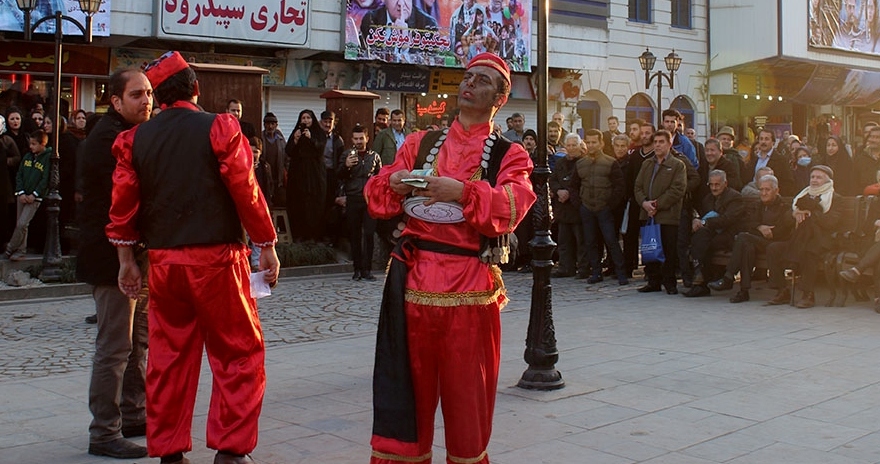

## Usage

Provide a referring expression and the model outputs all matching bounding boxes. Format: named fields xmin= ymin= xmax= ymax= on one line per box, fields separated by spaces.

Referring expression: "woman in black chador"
xmin=286 ymin=109 xmax=327 ymax=242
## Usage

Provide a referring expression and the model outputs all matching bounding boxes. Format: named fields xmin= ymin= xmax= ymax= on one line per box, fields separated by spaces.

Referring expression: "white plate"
xmin=403 ymin=196 xmax=465 ymax=223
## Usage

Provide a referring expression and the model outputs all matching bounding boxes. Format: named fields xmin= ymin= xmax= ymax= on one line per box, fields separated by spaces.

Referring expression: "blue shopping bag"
xmin=639 ymin=218 xmax=665 ymax=263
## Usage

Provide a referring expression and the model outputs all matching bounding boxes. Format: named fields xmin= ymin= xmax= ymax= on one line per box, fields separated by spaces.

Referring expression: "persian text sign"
xmin=0 ymin=0 xmax=111 ymax=36
xmin=159 ymin=0 xmax=309 ymax=47
xmin=344 ymin=0 xmax=531 ymax=72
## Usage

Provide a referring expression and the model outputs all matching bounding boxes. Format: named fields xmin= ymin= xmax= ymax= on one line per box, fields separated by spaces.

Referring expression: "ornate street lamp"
xmin=17 ymin=0 xmax=100 ymax=281
xmin=517 ymin=0 xmax=564 ymax=391
xmin=639 ymin=48 xmax=681 ymax=128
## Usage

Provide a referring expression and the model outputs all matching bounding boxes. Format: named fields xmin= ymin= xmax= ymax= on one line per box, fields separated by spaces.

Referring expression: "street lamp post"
xmin=16 ymin=0 xmax=100 ymax=281
xmin=517 ymin=0 xmax=563 ymax=391
xmin=639 ymin=48 xmax=682 ymax=128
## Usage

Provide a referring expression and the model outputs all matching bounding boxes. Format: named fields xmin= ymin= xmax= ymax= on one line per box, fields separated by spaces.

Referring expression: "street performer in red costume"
xmin=105 ymin=51 xmax=280 ymax=464
xmin=365 ymin=52 xmax=536 ymax=464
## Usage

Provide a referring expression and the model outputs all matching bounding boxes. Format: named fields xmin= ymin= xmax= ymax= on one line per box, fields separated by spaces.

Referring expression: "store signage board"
xmin=809 ymin=0 xmax=880 ymax=56
xmin=344 ymin=0 xmax=530 ymax=72
xmin=0 ymin=0 xmax=111 ymax=36
xmin=157 ymin=0 xmax=309 ymax=47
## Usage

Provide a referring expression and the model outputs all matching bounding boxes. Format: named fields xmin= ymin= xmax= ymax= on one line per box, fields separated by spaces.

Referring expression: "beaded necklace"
xmin=422 ymin=128 xmax=499 ymax=182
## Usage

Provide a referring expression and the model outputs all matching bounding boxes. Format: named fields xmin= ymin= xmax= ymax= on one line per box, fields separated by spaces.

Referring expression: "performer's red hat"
xmin=466 ymin=52 xmax=511 ymax=86
xmin=144 ymin=51 xmax=190 ymax=88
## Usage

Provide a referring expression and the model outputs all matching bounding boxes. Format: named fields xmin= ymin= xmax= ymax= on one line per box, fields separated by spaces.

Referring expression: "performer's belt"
xmin=410 ymin=238 xmax=479 ymax=257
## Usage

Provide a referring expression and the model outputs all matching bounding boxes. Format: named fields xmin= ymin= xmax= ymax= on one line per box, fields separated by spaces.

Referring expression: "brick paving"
xmin=0 ymin=270 xmax=620 ymax=379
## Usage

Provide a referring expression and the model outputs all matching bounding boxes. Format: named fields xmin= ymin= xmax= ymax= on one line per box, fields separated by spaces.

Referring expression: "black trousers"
xmin=346 ymin=196 xmax=376 ymax=273
xmin=644 ymin=222 xmax=679 ymax=289
xmin=725 ymin=233 xmax=771 ymax=290
xmin=767 ymin=241 xmax=819 ymax=292
xmin=690 ymin=228 xmax=735 ymax=280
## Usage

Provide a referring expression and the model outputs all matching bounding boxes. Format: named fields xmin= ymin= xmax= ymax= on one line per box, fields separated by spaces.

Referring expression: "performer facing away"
xmin=365 ymin=52 xmax=536 ymax=464
xmin=105 ymin=51 xmax=279 ymax=464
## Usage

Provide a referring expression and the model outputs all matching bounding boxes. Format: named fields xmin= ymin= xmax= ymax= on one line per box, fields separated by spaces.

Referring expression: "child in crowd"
xmin=250 ymin=136 xmax=274 ymax=268
xmin=6 ymin=130 xmax=51 ymax=261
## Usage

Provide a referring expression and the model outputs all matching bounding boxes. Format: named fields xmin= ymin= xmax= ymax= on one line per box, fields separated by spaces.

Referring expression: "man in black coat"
xmin=76 ymin=69 xmax=152 ymax=459
xmin=683 ymin=169 xmax=746 ymax=297
xmin=747 ymin=128 xmax=795 ymax=196
xmin=709 ymin=174 xmax=794 ymax=303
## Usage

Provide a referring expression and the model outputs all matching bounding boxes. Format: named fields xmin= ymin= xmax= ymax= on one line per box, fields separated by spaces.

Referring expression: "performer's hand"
xmin=259 ymin=246 xmax=280 ymax=288
xmin=389 ymin=169 xmax=417 ymax=196
xmin=118 ymin=260 xmax=142 ymax=299
xmin=420 ymin=176 xmax=464 ymax=206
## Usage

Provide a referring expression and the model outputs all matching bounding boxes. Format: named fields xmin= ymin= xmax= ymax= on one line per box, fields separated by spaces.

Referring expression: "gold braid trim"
xmin=406 ymin=266 xmax=507 ymax=308
xmin=504 ymin=184 xmax=516 ymax=233
xmin=370 ymin=450 xmax=432 ymax=462
xmin=448 ymin=450 xmax=488 ymax=464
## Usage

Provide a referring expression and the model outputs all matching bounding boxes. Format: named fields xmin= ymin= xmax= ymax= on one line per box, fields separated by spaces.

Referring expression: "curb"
xmin=0 ymin=263 xmax=354 ymax=303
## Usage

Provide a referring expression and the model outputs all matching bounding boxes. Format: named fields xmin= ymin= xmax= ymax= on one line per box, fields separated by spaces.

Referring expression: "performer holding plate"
xmin=364 ymin=53 xmax=535 ymax=464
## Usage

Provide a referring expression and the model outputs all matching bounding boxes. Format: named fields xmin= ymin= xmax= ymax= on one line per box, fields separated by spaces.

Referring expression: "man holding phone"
xmin=337 ymin=125 xmax=382 ymax=281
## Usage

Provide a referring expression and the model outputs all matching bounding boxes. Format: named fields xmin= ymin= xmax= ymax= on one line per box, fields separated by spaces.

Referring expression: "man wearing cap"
xmin=765 ymin=164 xmax=842 ymax=308
xmin=106 ymin=51 xmax=280 ymax=464
xmin=716 ymin=125 xmax=746 ymax=184
xmin=260 ymin=112 xmax=287 ymax=207
xmin=318 ymin=110 xmax=346 ymax=243
xmin=364 ymin=52 xmax=535 ymax=464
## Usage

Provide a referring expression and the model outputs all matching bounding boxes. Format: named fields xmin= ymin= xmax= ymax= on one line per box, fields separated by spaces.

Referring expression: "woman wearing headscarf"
xmin=285 ymin=109 xmax=327 ymax=242
xmin=766 ymin=165 xmax=843 ymax=308
xmin=820 ymin=135 xmax=856 ymax=195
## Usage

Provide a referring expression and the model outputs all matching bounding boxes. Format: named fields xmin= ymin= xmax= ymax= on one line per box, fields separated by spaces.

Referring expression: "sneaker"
xmin=839 ymin=267 xmax=861 ymax=283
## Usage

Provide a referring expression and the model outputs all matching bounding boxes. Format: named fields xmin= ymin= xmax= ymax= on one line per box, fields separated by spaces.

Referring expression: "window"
xmin=671 ymin=0 xmax=692 ymax=28
xmin=629 ymin=0 xmax=652 ymax=23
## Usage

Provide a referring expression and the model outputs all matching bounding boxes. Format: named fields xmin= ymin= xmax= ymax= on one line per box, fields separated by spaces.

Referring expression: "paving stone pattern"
xmin=0 ymin=271 xmax=613 ymax=379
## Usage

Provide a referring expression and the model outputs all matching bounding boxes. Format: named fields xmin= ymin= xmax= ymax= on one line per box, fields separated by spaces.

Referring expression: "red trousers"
xmin=371 ymin=302 xmax=501 ymax=464
xmin=145 ymin=244 xmax=265 ymax=457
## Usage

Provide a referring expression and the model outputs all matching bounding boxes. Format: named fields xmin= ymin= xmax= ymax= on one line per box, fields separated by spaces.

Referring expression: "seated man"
xmin=740 ymin=166 xmax=774 ymax=198
xmin=709 ymin=174 xmax=794 ymax=302
xmin=766 ymin=165 xmax=842 ymax=308
xmin=839 ymin=199 xmax=880 ymax=312
xmin=684 ymin=170 xmax=746 ymax=297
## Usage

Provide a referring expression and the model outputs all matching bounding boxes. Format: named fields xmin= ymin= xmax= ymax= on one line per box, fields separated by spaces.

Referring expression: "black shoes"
xmin=665 ymin=284 xmax=679 ymax=295
xmin=708 ymin=276 xmax=734 ymax=292
xmin=361 ymin=272 xmax=377 ymax=281
xmin=586 ymin=275 xmax=603 ymax=284
xmin=88 ymin=438 xmax=148 ymax=459
xmin=552 ymin=271 xmax=574 ymax=278
xmin=351 ymin=271 xmax=361 ymax=281
xmin=85 ymin=314 xmax=97 ymax=324
xmin=618 ymin=277 xmax=629 ymax=286
xmin=683 ymin=285 xmax=710 ymax=298
xmin=729 ymin=290 xmax=750 ymax=303
xmin=121 ymin=422 xmax=146 ymax=438
xmin=637 ymin=283 xmax=662 ymax=293
xmin=575 ymin=271 xmax=589 ymax=280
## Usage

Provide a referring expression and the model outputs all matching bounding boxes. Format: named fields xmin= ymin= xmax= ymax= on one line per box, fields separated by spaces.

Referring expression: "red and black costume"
xmin=106 ymin=100 xmax=276 ymax=458
xmin=365 ymin=118 xmax=535 ymax=464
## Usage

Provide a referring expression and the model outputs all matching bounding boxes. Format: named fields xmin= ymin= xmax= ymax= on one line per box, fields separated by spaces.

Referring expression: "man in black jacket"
xmin=747 ymin=129 xmax=795 ymax=196
xmin=683 ymin=169 xmax=746 ymax=297
xmin=338 ymin=125 xmax=382 ymax=281
xmin=76 ymin=68 xmax=152 ymax=460
xmin=709 ymin=174 xmax=794 ymax=303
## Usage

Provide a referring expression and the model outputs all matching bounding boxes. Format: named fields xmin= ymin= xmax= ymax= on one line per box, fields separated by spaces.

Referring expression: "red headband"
xmin=144 ymin=51 xmax=190 ymax=88
xmin=466 ymin=52 xmax=511 ymax=86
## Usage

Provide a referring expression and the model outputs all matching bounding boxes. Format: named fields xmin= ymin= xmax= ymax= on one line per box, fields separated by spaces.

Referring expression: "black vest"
xmin=131 ymin=108 xmax=245 ymax=249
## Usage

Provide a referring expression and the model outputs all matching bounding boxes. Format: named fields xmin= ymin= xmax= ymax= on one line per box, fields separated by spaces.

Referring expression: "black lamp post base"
xmin=517 ymin=367 xmax=564 ymax=391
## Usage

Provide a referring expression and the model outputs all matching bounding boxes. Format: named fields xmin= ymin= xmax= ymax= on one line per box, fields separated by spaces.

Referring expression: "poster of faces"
xmin=810 ymin=0 xmax=880 ymax=54
xmin=344 ymin=0 xmax=531 ymax=72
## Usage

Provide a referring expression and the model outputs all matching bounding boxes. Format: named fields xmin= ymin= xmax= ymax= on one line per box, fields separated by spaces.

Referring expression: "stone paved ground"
xmin=6 ymin=271 xmax=880 ymax=463
xmin=0 ymin=270 xmax=620 ymax=379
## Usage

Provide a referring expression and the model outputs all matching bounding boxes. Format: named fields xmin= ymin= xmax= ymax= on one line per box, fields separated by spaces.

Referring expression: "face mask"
xmin=797 ymin=157 xmax=812 ymax=167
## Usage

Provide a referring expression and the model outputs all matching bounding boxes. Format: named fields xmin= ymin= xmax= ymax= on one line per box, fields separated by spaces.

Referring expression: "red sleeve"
xmin=364 ymin=131 xmax=427 ymax=219
xmin=211 ymin=114 xmax=277 ymax=247
xmin=105 ymin=127 xmax=141 ymax=246
xmin=460 ymin=143 xmax=536 ymax=237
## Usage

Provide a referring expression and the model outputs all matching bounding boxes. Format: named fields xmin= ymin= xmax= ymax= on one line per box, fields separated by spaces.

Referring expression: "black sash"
xmin=371 ymin=238 xmax=477 ymax=442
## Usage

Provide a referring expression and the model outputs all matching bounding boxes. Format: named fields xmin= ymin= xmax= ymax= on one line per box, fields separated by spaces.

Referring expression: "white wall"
xmin=709 ymin=0 xmax=778 ymax=71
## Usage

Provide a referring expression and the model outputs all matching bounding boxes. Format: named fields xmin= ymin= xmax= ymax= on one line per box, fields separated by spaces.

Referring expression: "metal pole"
xmin=518 ymin=0 xmax=563 ymax=391
xmin=656 ymin=72 xmax=663 ymax=128
xmin=40 ymin=10 xmax=64 ymax=282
